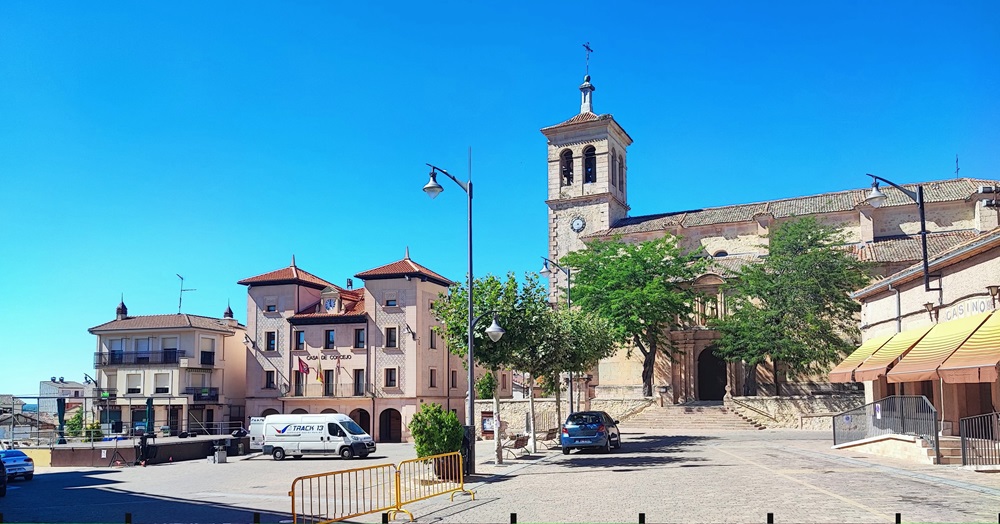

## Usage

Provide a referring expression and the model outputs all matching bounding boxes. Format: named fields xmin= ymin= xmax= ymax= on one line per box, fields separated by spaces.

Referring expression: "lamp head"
xmin=924 ymin=302 xmax=935 ymax=313
xmin=423 ymin=170 xmax=444 ymax=199
xmin=485 ymin=313 xmax=505 ymax=342
xmin=865 ymin=179 xmax=887 ymax=209
xmin=987 ymin=285 xmax=1000 ymax=299
xmin=539 ymin=259 xmax=551 ymax=278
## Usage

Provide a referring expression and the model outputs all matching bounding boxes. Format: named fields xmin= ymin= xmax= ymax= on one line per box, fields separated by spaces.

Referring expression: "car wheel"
xmin=613 ymin=438 xmax=622 ymax=449
xmin=562 ymin=447 xmax=570 ymax=455
xmin=272 ymin=448 xmax=286 ymax=461
xmin=340 ymin=447 xmax=354 ymax=459
xmin=603 ymin=438 xmax=611 ymax=453
xmin=24 ymin=472 xmax=33 ymax=481
xmin=0 ymin=483 xmax=5 ymax=497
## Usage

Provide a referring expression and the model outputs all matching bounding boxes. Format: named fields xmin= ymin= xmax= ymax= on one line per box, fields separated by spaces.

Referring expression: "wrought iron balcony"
xmin=183 ymin=387 xmax=219 ymax=402
xmin=94 ymin=350 xmax=187 ymax=368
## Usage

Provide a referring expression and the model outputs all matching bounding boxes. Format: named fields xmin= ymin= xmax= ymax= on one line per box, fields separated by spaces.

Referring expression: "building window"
xmin=560 ymin=149 xmax=574 ymax=186
xmin=610 ymin=150 xmax=618 ymax=187
xmin=618 ymin=155 xmax=625 ymax=189
xmin=429 ymin=368 xmax=437 ymax=388
xmin=135 ymin=338 xmax=149 ymax=352
xmin=162 ymin=337 xmax=179 ymax=363
xmin=451 ymin=370 xmax=458 ymax=389
xmin=325 ymin=330 xmax=336 ymax=349
xmin=266 ymin=305 xmax=277 ymax=312
xmin=294 ymin=371 xmax=304 ymax=396
xmin=200 ymin=351 xmax=215 ymax=366
xmin=501 ymin=373 xmax=508 ymax=391
xmin=154 ymin=373 xmax=169 ymax=394
xmin=295 ymin=331 xmax=305 ymax=350
xmin=126 ymin=374 xmax=141 ymax=395
xmin=265 ymin=371 xmax=276 ymax=389
xmin=354 ymin=329 xmax=365 ymax=349
xmin=385 ymin=327 xmax=397 ymax=348
xmin=583 ymin=146 xmax=596 ymax=183
xmin=354 ymin=369 xmax=366 ymax=396
xmin=265 ymin=332 xmax=276 ymax=351
xmin=384 ymin=368 xmax=397 ymax=388
xmin=429 ymin=328 xmax=437 ymax=349
xmin=324 ymin=370 xmax=334 ymax=396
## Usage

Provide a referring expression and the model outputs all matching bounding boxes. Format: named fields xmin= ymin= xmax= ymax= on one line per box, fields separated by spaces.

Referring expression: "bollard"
xmin=382 ymin=512 xmax=389 ymax=523
xmin=767 ymin=513 xmax=773 ymax=523
xmin=125 ymin=513 xmax=132 ymax=524
xmin=510 ymin=513 xmax=517 ymax=524
xmin=1 ymin=511 xmax=4 ymax=523
xmin=253 ymin=512 xmax=260 ymax=524
xmin=896 ymin=513 xmax=901 ymax=524
xmin=639 ymin=513 xmax=645 ymax=523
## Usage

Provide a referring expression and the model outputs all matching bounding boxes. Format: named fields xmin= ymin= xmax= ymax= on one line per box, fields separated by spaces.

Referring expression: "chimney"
xmin=346 ymin=278 xmax=353 ymax=290
xmin=116 ymin=299 xmax=128 ymax=320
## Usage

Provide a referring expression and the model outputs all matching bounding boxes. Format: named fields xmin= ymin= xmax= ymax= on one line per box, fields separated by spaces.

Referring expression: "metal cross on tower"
xmin=583 ymin=42 xmax=593 ymax=75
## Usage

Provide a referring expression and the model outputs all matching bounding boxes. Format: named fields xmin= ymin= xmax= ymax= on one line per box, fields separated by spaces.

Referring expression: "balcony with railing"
xmin=94 ymin=350 xmax=187 ymax=368
xmin=287 ymin=381 xmax=371 ymax=398
xmin=184 ymin=387 xmax=220 ymax=402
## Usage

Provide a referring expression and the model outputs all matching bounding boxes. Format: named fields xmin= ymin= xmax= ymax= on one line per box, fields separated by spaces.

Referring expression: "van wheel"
xmin=272 ymin=448 xmax=286 ymax=461
xmin=340 ymin=447 xmax=354 ymax=459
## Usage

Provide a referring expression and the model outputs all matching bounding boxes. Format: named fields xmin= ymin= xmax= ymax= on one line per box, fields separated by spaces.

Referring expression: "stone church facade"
xmin=543 ymin=74 xmax=1000 ymax=404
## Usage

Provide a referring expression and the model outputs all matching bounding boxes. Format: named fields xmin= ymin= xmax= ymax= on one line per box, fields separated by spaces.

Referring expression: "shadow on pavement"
xmin=0 ymin=469 xmax=290 ymax=524
xmin=554 ymin=434 xmax=716 ymax=469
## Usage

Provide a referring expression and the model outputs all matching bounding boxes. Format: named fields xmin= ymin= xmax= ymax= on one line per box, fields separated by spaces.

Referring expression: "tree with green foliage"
xmin=431 ymin=272 xmax=552 ymax=464
xmin=711 ymin=217 xmax=873 ymax=395
xmin=561 ymin=235 xmax=708 ymax=397
xmin=65 ymin=410 xmax=83 ymax=437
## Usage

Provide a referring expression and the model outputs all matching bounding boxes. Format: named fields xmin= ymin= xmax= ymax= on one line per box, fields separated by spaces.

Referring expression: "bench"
xmin=535 ymin=428 xmax=560 ymax=450
xmin=502 ymin=434 xmax=530 ymax=459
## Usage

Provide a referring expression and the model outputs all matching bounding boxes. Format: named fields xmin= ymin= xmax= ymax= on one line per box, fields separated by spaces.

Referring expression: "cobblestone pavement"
xmin=2 ymin=429 xmax=998 ymax=523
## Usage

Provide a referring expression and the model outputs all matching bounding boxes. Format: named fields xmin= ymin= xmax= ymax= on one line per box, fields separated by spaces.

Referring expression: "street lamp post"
xmin=863 ymin=174 xmax=941 ymax=293
xmin=423 ymin=153 xmax=505 ymax=475
xmin=539 ymin=257 xmax=574 ymax=413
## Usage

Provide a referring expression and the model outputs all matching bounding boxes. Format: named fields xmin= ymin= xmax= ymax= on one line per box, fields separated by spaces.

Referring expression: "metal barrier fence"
xmin=832 ymin=395 xmax=939 ymax=461
xmin=289 ymin=452 xmax=472 ymax=523
xmin=960 ymin=411 xmax=1000 ymax=467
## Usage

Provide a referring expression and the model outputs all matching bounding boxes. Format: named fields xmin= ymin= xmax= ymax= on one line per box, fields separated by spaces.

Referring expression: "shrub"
xmin=475 ymin=373 xmax=496 ymax=400
xmin=408 ymin=403 xmax=464 ymax=458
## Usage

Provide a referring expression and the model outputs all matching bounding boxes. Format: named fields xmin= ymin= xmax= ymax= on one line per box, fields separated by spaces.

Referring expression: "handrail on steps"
xmin=727 ymin=397 xmax=777 ymax=422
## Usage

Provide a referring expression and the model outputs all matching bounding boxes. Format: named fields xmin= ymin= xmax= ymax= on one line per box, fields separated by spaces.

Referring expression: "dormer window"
xmin=583 ymin=146 xmax=596 ymax=184
xmin=560 ymin=149 xmax=574 ymax=186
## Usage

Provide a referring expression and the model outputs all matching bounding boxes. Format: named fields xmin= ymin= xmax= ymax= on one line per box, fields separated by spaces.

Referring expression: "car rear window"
xmin=567 ymin=413 xmax=602 ymax=425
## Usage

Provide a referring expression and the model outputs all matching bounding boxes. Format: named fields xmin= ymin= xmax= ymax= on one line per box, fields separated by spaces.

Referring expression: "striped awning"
xmin=828 ymin=333 xmax=895 ymax=383
xmin=885 ymin=312 xmax=993 ymax=383
xmin=938 ymin=311 xmax=1000 ymax=383
xmin=853 ymin=325 xmax=933 ymax=382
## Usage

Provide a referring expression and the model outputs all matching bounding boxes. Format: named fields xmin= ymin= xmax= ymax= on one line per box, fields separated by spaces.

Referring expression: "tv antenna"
xmin=955 ymin=154 xmax=960 ymax=179
xmin=176 ymin=274 xmax=196 ymax=314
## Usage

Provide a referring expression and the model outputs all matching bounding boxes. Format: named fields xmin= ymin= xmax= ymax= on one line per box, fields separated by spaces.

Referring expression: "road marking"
xmin=714 ymin=446 xmax=893 ymax=520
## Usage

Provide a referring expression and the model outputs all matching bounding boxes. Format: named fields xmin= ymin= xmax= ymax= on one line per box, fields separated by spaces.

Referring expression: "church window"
xmin=610 ymin=150 xmax=617 ymax=187
xmin=583 ymin=146 xmax=597 ymax=183
xmin=618 ymin=155 xmax=625 ymax=189
xmin=560 ymin=149 xmax=574 ymax=186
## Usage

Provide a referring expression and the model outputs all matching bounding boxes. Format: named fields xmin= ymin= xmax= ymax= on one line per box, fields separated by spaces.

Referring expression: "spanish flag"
xmin=316 ymin=360 xmax=323 ymax=384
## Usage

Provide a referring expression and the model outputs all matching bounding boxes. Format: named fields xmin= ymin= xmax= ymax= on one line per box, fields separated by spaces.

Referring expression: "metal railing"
xmin=94 ymin=350 xmax=187 ymax=367
xmin=960 ymin=411 xmax=1000 ymax=467
xmin=832 ymin=395 xmax=939 ymax=461
xmin=183 ymin=387 xmax=219 ymax=402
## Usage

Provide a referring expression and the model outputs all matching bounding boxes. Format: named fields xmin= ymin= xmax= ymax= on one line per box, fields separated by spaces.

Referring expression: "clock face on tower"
xmin=570 ymin=216 xmax=586 ymax=233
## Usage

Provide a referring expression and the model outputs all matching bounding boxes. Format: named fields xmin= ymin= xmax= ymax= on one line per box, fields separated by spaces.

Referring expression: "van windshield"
xmin=342 ymin=420 xmax=367 ymax=435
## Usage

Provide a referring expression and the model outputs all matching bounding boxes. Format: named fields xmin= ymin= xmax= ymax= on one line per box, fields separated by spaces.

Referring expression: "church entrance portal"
xmin=697 ymin=347 xmax=727 ymax=401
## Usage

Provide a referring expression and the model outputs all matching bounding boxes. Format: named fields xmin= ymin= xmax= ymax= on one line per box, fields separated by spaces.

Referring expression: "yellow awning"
xmin=886 ymin=312 xmax=993 ymax=383
xmin=939 ymin=311 xmax=1000 ymax=383
xmin=853 ymin=325 xmax=933 ymax=382
xmin=828 ymin=333 xmax=895 ymax=383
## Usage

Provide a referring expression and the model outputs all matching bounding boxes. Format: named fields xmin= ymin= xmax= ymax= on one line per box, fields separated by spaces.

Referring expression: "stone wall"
xmin=472 ymin=397 xmax=653 ymax=438
xmin=725 ymin=395 xmax=864 ymax=430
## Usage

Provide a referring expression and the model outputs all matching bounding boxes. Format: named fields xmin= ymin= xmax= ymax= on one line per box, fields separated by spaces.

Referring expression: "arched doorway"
xmin=350 ymin=408 xmax=371 ymax=434
xmin=378 ymin=408 xmax=402 ymax=443
xmin=291 ymin=408 xmax=308 ymax=414
xmin=697 ymin=347 xmax=727 ymax=401
xmin=261 ymin=408 xmax=279 ymax=417
xmin=321 ymin=408 xmax=338 ymax=414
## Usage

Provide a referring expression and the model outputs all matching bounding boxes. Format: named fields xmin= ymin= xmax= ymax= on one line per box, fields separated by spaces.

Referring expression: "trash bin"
xmin=214 ymin=449 xmax=227 ymax=463
xmin=461 ymin=425 xmax=475 ymax=476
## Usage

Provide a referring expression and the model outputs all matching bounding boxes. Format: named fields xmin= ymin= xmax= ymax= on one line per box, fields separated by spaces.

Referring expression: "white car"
xmin=1 ymin=449 xmax=34 ymax=481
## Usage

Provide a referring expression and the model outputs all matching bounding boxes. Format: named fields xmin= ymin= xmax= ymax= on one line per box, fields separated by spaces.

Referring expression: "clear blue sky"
xmin=1 ymin=2 xmax=998 ymax=396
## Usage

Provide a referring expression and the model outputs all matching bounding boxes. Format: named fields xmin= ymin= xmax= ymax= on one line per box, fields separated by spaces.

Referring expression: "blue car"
xmin=560 ymin=411 xmax=621 ymax=454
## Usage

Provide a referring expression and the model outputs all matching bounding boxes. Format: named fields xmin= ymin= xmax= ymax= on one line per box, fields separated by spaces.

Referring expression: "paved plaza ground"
xmin=1 ymin=428 xmax=998 ymax=523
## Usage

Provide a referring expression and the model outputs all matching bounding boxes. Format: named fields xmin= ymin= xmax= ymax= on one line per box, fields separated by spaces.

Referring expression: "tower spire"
xmin=580 ymin=43 xmax=595 ymax=114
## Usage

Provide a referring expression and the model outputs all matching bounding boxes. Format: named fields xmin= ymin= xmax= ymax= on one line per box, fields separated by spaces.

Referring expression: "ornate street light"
xmin=864 ymin=174 xmax=940 ymax=293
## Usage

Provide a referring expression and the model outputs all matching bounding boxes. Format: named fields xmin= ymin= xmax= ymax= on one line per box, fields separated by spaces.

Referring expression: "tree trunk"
xmin=743 ymin=363 xmax=759 ymax=396
xmin=527 ymin=373 xmax=537 ymax=453
xmin=493 ymin=371 xmax=502 ymax=465
xmin=553 ymin=372 xmax=562 ymax=431
xmin=774 ymin=360 xmax=782 ymax=397
xmin=642 ymin=338 xmax=657 ymax=397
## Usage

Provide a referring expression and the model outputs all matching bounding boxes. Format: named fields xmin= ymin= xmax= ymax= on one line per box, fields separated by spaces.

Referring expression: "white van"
xmin=261 ymin=413 xmax=376 ymax=460
xmin=248 ymin=417 xmax=266 ymax=451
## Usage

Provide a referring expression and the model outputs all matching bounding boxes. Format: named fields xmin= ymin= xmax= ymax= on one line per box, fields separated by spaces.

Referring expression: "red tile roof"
xmin=354 ymin=257 xmax=452 ymax=286
xmin=853 ymin=230 xmax=981 ymax=263
xmin=237 ymin=262 xmax=336 ymax=290
xmin=89 ymin=314 xmax=240 ymax=334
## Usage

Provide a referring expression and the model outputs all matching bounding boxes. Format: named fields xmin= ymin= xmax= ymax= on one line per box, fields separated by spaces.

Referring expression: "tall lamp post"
xmin=539 ymin=257 xmax=574 ymax=413
xmin=863 ymin=174 xmax=940 ymax=293
xmin=423 ymin=155 xmax=506 ymax=475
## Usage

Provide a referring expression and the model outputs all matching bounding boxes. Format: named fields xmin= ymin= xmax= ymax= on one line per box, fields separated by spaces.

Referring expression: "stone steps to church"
xmin=624 ymin=404 xmax=766 ymax=430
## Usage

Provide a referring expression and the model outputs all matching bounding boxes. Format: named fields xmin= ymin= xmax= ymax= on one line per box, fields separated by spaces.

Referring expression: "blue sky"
xmin=1 ymin=2 xmax=998 ymax=396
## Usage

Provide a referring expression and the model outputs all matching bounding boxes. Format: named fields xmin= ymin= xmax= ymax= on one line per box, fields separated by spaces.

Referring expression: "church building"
xmin=543 ymin=74 xmax=1000 ymax=404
